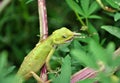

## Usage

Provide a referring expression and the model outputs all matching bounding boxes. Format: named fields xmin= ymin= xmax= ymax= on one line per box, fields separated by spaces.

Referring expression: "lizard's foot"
xmin=30 ymin=71 xmax=52 ymax=83
xmin=47 ymin=67 xmax=61 ymax=77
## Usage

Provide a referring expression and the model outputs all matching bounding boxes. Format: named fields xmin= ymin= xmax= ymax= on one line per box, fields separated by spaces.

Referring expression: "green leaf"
xmin=88 ymin=22 xmax=99 ymax=42
xmin=101 ymin=25 xmax=120 ymax=39
xmin=70 ymin=40 xmax=97 ymax=68
xmin=105 ymin=42 xmax=115 ymax=65
xmin=89 ymin=39 xmax=108 ymax=64
xmin=106 ymin=0 xmax=120 ymax=9
xmin=98 ymin=73 xmax=112 ymax=83
xmin=0 ymin=51 xmax=16 ymax=83
xmin=88 ymin=1 xmax=98 ymax=15
xmin=26 ymin=0 xmax=34 ymax=4
xmin=112 ymin=55 xmax=120 ymax=68
xmin=53 ymin=55 xmax=71 ymax=83
xmin=65 ymin=0 xmax=84 ymax=16
xmin=58 ymin=43 xmax=71 ymax=52
xmin=106 ymin=42 xmax=115 ymax=55
xmin=80 ymin=0 xmax=90 ymax=16
xmin=0 ymin=51 xmax=8 ymax=71
xmin=5 ymin=66 xmax=16 ymax=76
xmin=114 ymin=12 xmax=120 ymax=21
xmin=66 ymin=0 xmax=99 ymax=19
xmin=77 ymin=78 xmax=95 ymax=83
xmin=71 ymin=48 xmax=97 ymax=68
xmin=89 ymin=15 xmax=101 ymax=19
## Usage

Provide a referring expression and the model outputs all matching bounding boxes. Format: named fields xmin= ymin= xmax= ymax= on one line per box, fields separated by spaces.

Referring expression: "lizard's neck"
xmin=43 ymin=35 xmax=55 ymax=46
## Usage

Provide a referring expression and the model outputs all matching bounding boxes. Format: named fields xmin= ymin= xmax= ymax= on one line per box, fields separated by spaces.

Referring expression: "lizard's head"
xmin=52 ymin=27 xmax=75 ymax=44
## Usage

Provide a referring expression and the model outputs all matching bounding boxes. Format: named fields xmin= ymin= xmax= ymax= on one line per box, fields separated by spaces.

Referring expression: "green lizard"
xmin=17 ymin=27 xmax=78 ymax=83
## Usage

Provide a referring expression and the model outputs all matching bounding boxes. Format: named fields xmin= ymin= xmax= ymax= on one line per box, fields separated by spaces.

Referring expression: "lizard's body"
xmin=17 ymin=36 xmax=53 ymax=79
xmin=17 ymin=27 xmax=75 ymax=82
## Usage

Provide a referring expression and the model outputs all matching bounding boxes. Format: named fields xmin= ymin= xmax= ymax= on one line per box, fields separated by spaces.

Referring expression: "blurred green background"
xmin=0 ymin=0 xmax=84 ymax=67
xmin=0 ymin=0 xmax=120 ymax=83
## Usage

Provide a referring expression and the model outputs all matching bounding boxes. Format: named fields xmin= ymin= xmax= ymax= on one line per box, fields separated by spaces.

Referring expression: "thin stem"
xmin=96 ymin=0 xmax=104 ymax=8
xmin=84 ymin=18 xmax=89 ymax=32
xmin=38 ymin=0 xmax=48 ymax=82
xmin=75 ymin=12 xmax=86 ymax=26
xmin=38 ymin=0 xmax=48 ymax=40
xmin=85 ymin=18 xmax=88 ymax=27
xmin=96 ymin=0 xmax=117 ymax=12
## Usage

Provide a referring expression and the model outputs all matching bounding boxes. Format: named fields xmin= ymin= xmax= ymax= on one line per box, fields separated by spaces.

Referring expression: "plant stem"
xmin=38 ymin=0 xmax=48 ymax=82
xmin=96 ymin=0 xmax=116 ymax=12
xmin=75 ymin=12 xmax=86 ymax=26
xmin=38 ymin=0 xmax=48 ymax=41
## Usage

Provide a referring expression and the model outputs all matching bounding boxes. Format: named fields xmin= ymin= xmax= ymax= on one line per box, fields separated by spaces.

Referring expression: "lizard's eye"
xmin=62 ymin=35 xmax=67 ymax=38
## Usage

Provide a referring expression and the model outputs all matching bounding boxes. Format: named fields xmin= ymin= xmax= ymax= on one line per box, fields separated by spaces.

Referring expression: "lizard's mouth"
xmin=65 ymin=37 xmax=73 ymax=43
xmin=65 ymin=33 xmax=80 ymax=43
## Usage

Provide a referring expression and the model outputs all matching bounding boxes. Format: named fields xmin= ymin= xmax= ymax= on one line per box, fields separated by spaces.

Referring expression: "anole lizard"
xmin=17 ymin=27 xmax=78 ymax=83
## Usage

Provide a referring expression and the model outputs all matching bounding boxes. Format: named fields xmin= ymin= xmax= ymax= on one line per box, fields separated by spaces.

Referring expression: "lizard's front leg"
xmin=46 ymin=45 xmax=56 ymax=72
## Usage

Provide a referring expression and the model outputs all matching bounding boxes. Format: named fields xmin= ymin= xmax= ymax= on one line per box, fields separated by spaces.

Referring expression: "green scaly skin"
xmin=17 ymin=27 xmax=74 ymax=82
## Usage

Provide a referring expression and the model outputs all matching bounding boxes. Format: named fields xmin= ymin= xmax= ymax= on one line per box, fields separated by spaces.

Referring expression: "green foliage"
xmin=25 ymin=0 xmax=34 ymax=4
xmin=70 ymin=40 xmax=98 ymax=68
xmin=66 ymin=0 xmax=100 ymax=19
xmin=105 ymin=0 xmax=120 ymax=9
xmin=87 ymin=22 xmax=99 ymax=42
xmin=1 ymin=0 xmax=120 ymax=83
xmin=71 ymin=39 xmax=120 ymax=83
xmin=101 ymin=26 xmax=120 ymax=39
xmin=0 ymin=51 xmax=16 ymax=83
xmin=77 ymin=79 xmax=95 ymax=83
xmin=114 ymin=13 xmax=120 ymax=21
xmin=0 ymin=0 xmax=39 ymax=64
xmin=53 ymin=55 xmax=71 ymax=83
